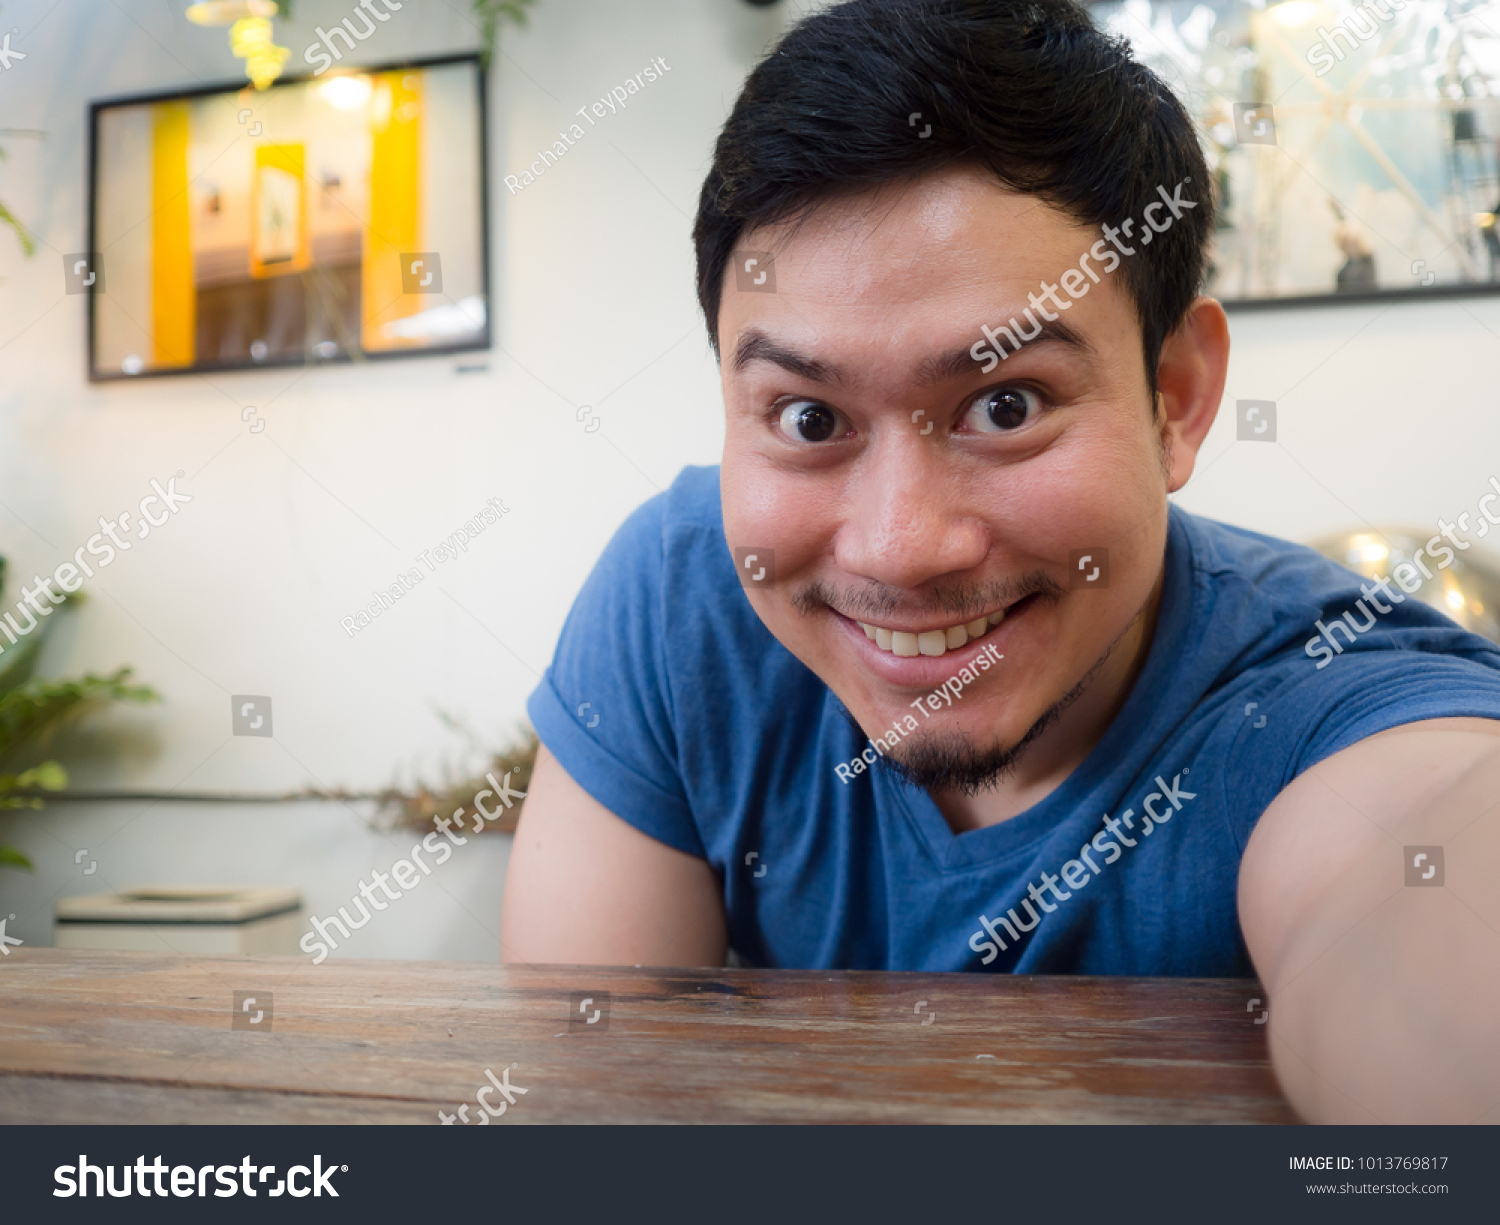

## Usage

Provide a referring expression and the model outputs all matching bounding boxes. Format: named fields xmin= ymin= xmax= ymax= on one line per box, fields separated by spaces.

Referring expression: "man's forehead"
xmin=720 ymin=178 xmax=1113 ymax=331
xmin=738 ymin=170 xmax=1090 ymax=269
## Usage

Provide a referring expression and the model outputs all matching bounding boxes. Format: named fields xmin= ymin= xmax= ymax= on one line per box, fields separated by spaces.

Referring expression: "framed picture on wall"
xmin=1091 ymin=0 xmax=1500 ymax=308
xmin=86 ymin=52 xmax=489 ymax=380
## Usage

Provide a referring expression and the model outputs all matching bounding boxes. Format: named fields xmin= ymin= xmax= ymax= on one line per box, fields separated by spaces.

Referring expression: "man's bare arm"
xmin=499 ymin=743 xmax=728 ymax=967
xmin=1238 ymin=717 xmax=1500 ymax=1123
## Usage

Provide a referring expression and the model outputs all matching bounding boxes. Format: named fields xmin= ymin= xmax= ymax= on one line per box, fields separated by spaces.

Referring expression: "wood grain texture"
xmin=0 ymin=950 xmax=1296 ymax=1123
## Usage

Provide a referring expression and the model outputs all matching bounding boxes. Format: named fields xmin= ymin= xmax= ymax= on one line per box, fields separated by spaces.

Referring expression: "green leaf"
xmin=16 ymin=761 xmax=67 ymax=790
xmin=471 ymin=0 xmax=537 ymax=65
xmin=0 ymin=618 xmax=54 ymax=698
xmin=0 ymin=200 xmax=35 ymax=258
xmin=0 ymin=556 xmax=85 ymax=697
xmin=0 ymin=844 xmax=32 ymax=871
xmin=0 ymin=667 xmax=160 ymax=761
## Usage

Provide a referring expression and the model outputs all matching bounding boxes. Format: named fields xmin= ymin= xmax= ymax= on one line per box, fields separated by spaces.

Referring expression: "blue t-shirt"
xmin=528 ymin=466 xmax=1500 ymax=974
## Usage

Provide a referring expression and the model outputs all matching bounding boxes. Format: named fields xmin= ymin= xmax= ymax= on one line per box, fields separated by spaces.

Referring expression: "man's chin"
xmin=840 ymin=684 xmax=1079 ymax=796
xmin=878 ymin=728 xmax=1033 ymax=796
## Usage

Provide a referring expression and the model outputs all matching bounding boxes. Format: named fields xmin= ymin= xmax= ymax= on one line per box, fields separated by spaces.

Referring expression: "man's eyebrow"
xmin=730 ymin=328 xmax=847 ymax=385
xmin=731 ymin=319 xmax=1098 ymax=387
xmin=915 ymin=317 xmax=1098 ymax=386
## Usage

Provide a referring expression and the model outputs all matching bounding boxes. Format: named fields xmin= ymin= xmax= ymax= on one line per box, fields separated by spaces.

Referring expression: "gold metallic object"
xmin=1307 ymin=527 xmax=1500 ymax=643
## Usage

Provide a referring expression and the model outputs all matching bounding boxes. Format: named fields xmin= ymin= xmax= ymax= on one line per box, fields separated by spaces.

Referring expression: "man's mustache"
xmin=789 ymin=570 xmax=1064 ymax=622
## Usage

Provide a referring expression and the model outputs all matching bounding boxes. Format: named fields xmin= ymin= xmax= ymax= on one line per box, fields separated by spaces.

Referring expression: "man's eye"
xmin=962 ymin=386 xmax=1044 ymax=433
xmin=777 ymin=399 xmax=842 ymax=443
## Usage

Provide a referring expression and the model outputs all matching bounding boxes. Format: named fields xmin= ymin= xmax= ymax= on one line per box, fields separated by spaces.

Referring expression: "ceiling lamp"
xmin=185 ymin=1 xmax=290 ymax=90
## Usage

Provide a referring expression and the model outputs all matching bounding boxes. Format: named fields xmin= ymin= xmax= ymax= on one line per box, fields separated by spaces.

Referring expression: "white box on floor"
xmin=54 ymin=887 xmax=303 ymax=954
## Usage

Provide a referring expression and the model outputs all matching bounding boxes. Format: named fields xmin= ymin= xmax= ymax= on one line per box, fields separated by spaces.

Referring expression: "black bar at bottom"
xmin=7 ymin=1123 xmax=1493 ymax=1223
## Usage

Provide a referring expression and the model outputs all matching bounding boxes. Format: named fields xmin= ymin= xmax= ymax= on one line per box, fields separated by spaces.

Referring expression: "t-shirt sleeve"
xmin=1222 ymin=637 xmax=1500 ymax=845
xmin=525 ymin=495 xmax=704 ymax=858
xmin=1293 ymin=647 xmax=1500 ymax=770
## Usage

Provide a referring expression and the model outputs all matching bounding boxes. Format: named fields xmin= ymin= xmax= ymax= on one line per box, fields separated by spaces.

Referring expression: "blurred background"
xmin=1 ymin=0 xmax=1498 ymax=961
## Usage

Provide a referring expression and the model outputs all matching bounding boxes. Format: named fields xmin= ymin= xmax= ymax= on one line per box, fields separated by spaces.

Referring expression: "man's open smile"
xmin=853 ymin=599 xmax=1016 ymax=657
xmin=831 ymin=592 xmax=1046 ymax=689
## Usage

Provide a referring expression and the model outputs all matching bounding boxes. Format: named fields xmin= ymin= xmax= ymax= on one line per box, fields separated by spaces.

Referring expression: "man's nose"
xmin=835 ymin=440 xmax=988 ymax=591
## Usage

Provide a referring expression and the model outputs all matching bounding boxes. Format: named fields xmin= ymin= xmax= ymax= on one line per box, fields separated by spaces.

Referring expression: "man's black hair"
xmin=693 ymin=0 xmax=1215 ymax=400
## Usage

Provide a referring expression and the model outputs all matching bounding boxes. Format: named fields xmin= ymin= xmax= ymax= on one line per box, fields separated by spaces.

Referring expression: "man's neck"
xmin=931 ymin=566 xmax=1166 ymax=834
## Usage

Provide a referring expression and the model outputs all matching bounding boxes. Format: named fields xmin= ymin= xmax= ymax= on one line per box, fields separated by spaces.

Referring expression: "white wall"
xmin=1 ymin=0 xmax=1497 ymax=959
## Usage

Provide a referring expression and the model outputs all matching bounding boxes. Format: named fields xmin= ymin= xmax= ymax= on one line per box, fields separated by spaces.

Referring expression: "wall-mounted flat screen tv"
xmin=87 ymin=53 xmax=489 ymax=381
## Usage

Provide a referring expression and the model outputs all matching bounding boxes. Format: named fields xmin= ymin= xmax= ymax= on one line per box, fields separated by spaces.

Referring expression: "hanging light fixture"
xmin=185 ymin=0 xmax=290 ymax=90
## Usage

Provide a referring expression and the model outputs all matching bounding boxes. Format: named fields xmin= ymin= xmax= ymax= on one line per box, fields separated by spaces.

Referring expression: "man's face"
xmin=718 ymin=165 xmax=1175 ymax=787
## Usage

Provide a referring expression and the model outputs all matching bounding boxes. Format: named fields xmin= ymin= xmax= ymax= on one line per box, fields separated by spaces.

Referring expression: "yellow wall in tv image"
xmin=362 ymin=71 xmax=424 ymax=352
xmin=150 ymin=100 xmax=194 ymax=368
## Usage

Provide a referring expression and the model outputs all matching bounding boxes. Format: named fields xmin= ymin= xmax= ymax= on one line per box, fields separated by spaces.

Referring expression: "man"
xmin=502 ymin=0 xmax=1500 ymax=1123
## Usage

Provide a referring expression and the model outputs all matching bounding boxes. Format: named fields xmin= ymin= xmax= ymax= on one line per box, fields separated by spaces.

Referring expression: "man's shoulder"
xmin=658 ymin=464 xmax=725 ymax=538
xmin=1173 ymin=504 xmax=1343 ymax=599
xmin=603 ymin=465 xmax=783 ymax=649
xmin=1174 ymin=506 xmax=1500 ymax=653
xmin=604 ymin=465 xmax=725 ymax=567
xmin=1173 ymin=505 xmax=1429 ymax=644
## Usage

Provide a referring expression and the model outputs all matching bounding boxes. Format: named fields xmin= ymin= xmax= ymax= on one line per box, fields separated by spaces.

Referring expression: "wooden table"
xmin=0 ymin=950 xmax=1296 ymax=1123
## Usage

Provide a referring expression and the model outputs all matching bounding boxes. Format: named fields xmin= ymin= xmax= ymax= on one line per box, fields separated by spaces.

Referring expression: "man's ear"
xmin=1155 ymin=296 xmax=1230 ymax=493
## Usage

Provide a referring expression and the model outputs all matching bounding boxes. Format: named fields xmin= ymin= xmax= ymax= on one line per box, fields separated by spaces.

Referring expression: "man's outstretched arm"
xmin=1238 ymin=717 xmax=1500 ymax=1123
xmin=500 ymin=743 xmax=728 ymax=967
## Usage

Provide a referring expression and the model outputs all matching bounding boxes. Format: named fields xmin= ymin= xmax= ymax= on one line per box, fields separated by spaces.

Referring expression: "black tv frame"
xmin=85 ymin=50 xmax=491 ymax=382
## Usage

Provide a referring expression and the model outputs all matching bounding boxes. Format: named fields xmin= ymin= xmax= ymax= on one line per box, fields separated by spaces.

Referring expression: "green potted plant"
xmin=0 ymin=557 xmax=160 ymax=871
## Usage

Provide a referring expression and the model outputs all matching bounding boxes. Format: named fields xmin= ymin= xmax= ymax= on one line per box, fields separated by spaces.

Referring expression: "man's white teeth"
xmin=856 ymin=607 xmax=1008 ymax=658
xmin=918 ymin=631 xmax=946 ymax=657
